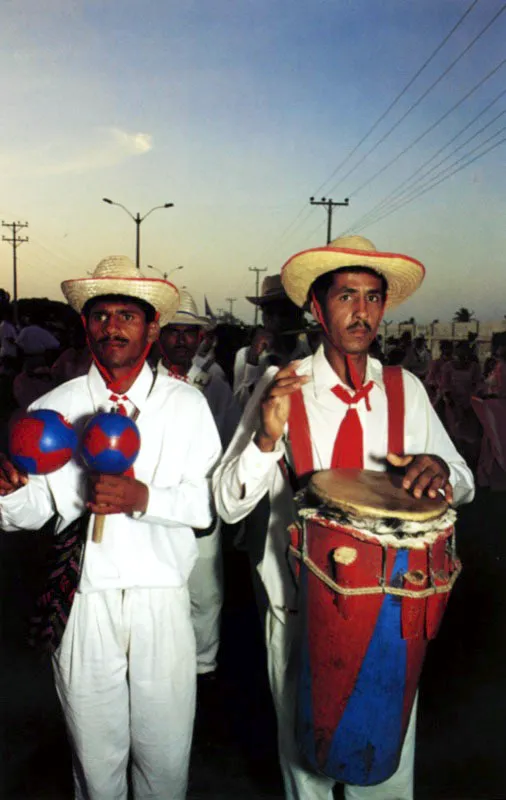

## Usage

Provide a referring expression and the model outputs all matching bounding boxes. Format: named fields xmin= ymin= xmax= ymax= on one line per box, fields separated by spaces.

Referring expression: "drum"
xmin=289 ymin=468 xmax=459 ymax=786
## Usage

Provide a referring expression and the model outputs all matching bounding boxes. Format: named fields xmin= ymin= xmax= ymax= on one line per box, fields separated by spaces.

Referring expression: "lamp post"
xmin=102 ymin=198 xmax=175 ymax=268
xmin=147 ymin=264 xmax=184 ymax=281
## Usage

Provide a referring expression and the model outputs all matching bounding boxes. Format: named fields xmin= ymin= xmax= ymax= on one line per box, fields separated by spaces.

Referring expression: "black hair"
xmin=82 ymin=294 xmax=156 ymax=323
xmin=311 ymin=266 xmax=388 ymax=310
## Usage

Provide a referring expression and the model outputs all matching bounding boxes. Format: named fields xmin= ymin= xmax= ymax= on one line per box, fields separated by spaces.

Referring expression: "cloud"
xmin=0 ymin=127 xmax=153 ymax=179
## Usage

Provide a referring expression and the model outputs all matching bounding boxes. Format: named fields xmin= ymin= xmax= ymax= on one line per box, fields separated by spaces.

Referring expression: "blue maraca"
xmin=8 ymin=409 xmax=77 ymax=475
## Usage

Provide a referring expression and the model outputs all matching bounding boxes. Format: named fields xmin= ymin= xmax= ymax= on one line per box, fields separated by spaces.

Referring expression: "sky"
xmin=1 ymin=0 xmax=505 ymax=324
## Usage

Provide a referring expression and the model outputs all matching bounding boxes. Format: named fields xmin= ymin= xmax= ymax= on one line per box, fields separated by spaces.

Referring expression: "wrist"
xmin=254 ymin=431 xmax=278 ymax=453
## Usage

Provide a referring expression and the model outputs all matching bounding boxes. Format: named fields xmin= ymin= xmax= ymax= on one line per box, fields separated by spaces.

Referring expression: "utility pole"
xmin=226 ymin=297 xmax=236 ymax=318
xmin=309 ymin=196 xmax=349 ymax=244
xmin=248 ymin=266 xmax=267 ymax=325
xmin=2 ymin=221 xmax=29 ymax=322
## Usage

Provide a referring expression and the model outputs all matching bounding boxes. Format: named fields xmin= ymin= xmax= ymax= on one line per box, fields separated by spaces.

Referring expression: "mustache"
xmin=96 ymin=335 xmax=129 ymax=345
xmin=347 ymin=321 xmax=372 ymax=332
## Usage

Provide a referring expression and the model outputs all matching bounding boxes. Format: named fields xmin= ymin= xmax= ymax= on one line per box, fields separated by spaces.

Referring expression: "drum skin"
xmin=295 ymin=513 xmax=455 ymax=786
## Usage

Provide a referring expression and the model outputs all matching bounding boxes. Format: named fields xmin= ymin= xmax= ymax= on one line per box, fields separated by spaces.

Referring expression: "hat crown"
xmin=328 ymin=235 xmax=377 ymax=253
xmin=91 ymin=255 xmax=139 ymax=280
xmin=176 ymin=289 xmax=200 ymax=320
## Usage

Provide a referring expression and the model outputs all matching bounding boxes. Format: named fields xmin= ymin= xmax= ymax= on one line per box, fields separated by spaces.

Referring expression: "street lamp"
xmin=147 ymin=264 xmax=184 ymax=280
xmin=102 ymin=198 xmax=175 ymax=268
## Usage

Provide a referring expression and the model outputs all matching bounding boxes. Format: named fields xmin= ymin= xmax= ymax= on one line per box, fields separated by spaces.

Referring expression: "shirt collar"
xmin=88 ymin=361 xmax=155 ymax=414
xmin=311 ymin=343 xmax=386 ymax=397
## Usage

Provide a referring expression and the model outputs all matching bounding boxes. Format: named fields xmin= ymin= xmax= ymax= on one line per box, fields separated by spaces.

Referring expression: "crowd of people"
xmin=0 ymin=236 xmax=503 ymax=800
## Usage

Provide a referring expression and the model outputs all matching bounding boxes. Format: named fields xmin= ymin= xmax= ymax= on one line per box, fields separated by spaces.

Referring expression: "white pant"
xmin=266 ymin=609 xmax=417 ymax=800
xmin=188 ymin=525 xmax=223 ymax=674
xmin=52 ymin=587 xmax=196 ymax=800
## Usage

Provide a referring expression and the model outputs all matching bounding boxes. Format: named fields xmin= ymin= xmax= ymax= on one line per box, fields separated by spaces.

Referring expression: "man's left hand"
xmin=88 ymin=474 xmax=149 ymax=516
xmin=387 ymin=453 xmax=453 ymax=503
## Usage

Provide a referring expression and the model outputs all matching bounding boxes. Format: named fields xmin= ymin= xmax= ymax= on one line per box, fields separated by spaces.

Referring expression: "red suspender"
xmin=383 ymin=366 xmax=405 ymax=455
xmin=286 ymin=365 xmax=405 ymax=480
xmin=287 ymin=389 xmax=314 ymax=478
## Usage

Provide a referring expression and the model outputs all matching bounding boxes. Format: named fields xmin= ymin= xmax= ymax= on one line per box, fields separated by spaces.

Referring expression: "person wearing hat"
xmin=213 ymin=236 xmax=475 ymax=800
xmin=158 ymin=288 xmax=241 ymax=683
xmin=233 ymin=274 xmax=310 ymax=409
xmin=0 ymin=256 xmax=222 ymax=799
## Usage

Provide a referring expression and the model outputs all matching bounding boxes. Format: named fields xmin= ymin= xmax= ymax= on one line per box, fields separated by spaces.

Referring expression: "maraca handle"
xmin=92 ymin=514 xmax=105 ymax=543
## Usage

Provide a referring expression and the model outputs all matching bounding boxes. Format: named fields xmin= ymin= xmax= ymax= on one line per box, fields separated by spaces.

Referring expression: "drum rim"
xmin=308 ymin=468 xmax=448 ymax=523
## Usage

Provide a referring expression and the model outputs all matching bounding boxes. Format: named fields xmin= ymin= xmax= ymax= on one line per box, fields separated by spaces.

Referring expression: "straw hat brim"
xmin=246 ymin=291 xmax=287 ymax=305
xmin=61 ymin=276 xmax=180 ymax=327
xmin=164 ymin=309 xmax=211 ymax=328
xmin=281 ymin=246 xmax=425 ymax=310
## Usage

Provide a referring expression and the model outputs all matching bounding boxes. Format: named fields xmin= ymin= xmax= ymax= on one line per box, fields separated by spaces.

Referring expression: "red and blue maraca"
xmin=81 ymin=411 xmax=141 ymax=542
xmin=8 ymin=409 xmax=77 ymax=475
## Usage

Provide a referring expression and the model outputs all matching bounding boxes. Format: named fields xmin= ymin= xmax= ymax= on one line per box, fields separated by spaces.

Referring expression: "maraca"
xmin=8 ymin=409 xmax=77 ymax=475
xmin=81 ymin=412 xmax=141 ymax=542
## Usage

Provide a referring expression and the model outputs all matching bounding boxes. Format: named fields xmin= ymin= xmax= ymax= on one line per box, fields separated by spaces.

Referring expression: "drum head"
xmin=308 ymin=468 xmax=448 ymax=522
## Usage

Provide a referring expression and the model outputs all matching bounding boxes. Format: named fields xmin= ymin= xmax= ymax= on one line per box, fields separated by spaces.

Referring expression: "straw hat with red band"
xmin=61 ymin=255 xmax=180 ymax=327
xmin=280 ymin=235 xmax=425 ymax=310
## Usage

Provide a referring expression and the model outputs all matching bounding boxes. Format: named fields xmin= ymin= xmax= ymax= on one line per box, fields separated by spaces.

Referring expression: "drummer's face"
xmin=323 ymin=270 xmax=385 ymax=355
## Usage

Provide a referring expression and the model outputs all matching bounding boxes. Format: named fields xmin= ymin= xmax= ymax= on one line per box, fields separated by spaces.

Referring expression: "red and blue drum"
xmin=289 ymin=468 xmax=459 ymax=786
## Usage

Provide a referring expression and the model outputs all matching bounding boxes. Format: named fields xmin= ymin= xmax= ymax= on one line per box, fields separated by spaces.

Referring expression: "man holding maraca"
xmin=0 ymin=256 xmax=222 ymax=800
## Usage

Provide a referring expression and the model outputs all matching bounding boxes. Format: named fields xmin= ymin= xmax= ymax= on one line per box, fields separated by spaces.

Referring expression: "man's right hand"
xmin=254 ymin=362 xmax=310 ymax=452
xmin=247 ymin=328 xmax=275 ymax=366
xmin=0 ymin=454 xmax=28 ymax=496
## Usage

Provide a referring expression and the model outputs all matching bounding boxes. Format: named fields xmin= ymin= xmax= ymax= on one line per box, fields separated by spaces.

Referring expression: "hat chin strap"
xmin=81 ymin=312 xmax=159 ymax=393
xmin=310 ymin=290 xmax=384 ymax=391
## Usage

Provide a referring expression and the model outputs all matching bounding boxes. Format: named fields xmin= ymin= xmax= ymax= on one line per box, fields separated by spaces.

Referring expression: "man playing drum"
xmin=213 ymin=235 xmax=475 ymax=800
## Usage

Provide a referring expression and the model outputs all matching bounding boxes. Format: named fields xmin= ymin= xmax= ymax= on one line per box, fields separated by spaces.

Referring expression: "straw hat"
xmin=246 ymin=274 xmax=288 ymax=305
xmin=61 ymin=255 xmax=180 ymax=327
xmin=164 ymin=288 xmax=210 ymax=327
xmin=281 ymin=235 xmax=425 ymax=310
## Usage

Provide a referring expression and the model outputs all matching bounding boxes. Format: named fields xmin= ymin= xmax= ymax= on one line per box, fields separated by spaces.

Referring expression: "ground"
xmin=1 ymin=488 xmax=505 ymax=799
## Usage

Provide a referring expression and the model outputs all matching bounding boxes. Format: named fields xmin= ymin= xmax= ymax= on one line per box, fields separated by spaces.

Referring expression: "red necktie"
xmin=109 ymin=394 xmax=135 ymax=477
xmin=331 ymin=382 xmax=373 ymax=468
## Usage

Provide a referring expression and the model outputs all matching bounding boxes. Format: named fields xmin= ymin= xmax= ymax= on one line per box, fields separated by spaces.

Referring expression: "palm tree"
xmin=453 ymin=307 xmax=475 ymax=322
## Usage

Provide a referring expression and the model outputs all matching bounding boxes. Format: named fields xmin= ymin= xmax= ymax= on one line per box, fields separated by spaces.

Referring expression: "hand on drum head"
xmin=387 ymin=452 xmax=453 ymax=504
xmin=0 ymin=453 xmax=28 ymax=496
xmin=254 ymin=361 xmax=311 ymax=453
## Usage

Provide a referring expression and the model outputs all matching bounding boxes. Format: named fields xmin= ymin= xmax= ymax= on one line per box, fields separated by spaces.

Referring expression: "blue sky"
xmin=1 ymin=0 xmax=505 ymax=323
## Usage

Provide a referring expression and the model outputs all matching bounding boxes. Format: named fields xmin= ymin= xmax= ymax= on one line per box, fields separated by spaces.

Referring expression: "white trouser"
xmin=266 ymin=608 xmax=417 ymax=800
xmin=188 ymin=524 xmax=223 ymax=674
xmin=52 ymin=587 xmax=196 ymax=800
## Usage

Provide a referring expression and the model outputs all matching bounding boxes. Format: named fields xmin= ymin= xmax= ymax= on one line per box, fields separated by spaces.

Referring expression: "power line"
xmin=2 ymin=221 xmax=28 ymax=315
xmin=351 ymin=134 xmax=506 ymax=232
xmin=326 ymin=2 xmax=506 ymax=199
xmin=309 ymin=197 xmax=349 ymax=244
xmin=347 ymin=56 xmax=506 ymax=200
xmin=312 ymin=0 xmax=482 ymax=199
xmin=248 ymin=266 xmax=267 ymax=325
xmin=343 ymin=97 xmax=506 ymax=233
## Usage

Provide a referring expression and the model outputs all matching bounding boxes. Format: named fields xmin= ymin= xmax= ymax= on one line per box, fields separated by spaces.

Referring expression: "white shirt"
xmin=213 ymin=345 xmax=475 ymax=619
xmin=1 ymin=363 xmax=222 ymax=591
xmin=233 ymin=337 xmax=310 ymax=410
xmin=16 ymin=325 xmax=60 ymax=355
xmin=0 ymin=320 xmax=17 ymax=357
xmin=158 ymin=361 xmax=241 ymax=450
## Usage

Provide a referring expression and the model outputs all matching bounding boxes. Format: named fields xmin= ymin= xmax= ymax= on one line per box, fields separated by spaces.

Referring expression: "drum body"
xmin=291 ymin=482 xmax=459 ymax=786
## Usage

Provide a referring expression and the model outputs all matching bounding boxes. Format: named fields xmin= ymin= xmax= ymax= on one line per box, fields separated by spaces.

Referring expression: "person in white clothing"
xmin=233 ymin=274 xmax=310 ymax=409
xmin=158 ymin=289 xmax=241 ymax=679
xmin=213 ymin=235 xmax=475 ymax=800
xmin=0 ymin=256 xmax=222 ymax=800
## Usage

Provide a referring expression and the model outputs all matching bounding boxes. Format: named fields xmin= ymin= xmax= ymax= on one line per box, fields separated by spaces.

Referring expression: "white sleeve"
xmin=0 ymin=474 xmax=55 ymax=532
xmin=402 ymin=370 xmax=475 ymax=507
xmin=141 ymin=396 xmax=222 ymax=530
xmin=213 ymin=367 xmax=284 ymax=524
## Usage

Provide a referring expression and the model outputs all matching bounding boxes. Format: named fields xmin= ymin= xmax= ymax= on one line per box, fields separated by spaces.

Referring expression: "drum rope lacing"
xmin=289 ymin=517 xmax=462 ymax=599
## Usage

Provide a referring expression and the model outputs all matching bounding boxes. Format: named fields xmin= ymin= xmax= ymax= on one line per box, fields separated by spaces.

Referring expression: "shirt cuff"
xmin=236 ymin=437 xmax=285 ymax=491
